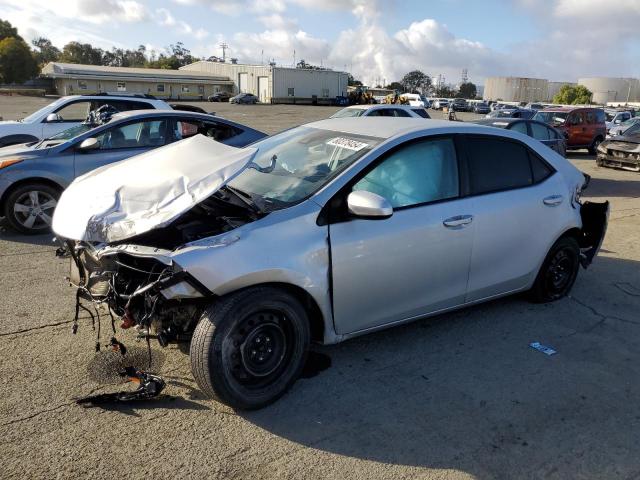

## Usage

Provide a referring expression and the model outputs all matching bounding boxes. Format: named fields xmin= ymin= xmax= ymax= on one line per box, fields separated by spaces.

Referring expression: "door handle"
xmin=543 ymin=195 xmax=563 ymax=206
xmin=443 ymin=215 xmax=473 ymax=228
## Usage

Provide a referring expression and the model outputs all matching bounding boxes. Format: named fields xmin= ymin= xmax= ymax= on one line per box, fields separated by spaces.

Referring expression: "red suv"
xmin=533 ymin=107 xmax=606 ymax=154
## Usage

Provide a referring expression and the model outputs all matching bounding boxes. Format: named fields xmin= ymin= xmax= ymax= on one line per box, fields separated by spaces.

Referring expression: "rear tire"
xmin=3 ymin=183 xmax=60 ymax=234
xmin=190 ymin=286 xmax=310 ymax=410
xmin=529 ymin=237 xmax=580 ymax=303
xmin=588 ymin=136 xmax=603 ymax=155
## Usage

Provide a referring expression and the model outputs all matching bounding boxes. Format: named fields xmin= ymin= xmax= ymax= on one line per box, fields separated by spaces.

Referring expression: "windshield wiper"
xmin=247 ymin=154 xmax=277 ymax=173
xmin=223 ymin=185 xmax=263 ymax=215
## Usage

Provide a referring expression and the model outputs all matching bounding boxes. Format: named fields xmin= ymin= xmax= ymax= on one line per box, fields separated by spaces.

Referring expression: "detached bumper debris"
xmin=529 ymin=342 xmax=557 ymax=356
xmin=76 ymin=367 xmax=165 ymax=405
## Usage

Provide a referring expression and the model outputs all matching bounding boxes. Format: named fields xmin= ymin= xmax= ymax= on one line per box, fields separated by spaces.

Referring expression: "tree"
xmin=401 ymin=70 xmax=431 ymax=93
xmin=457 ymin=82 xmax=477 ymax=99
xmin=553 ymin=84 xmax=593 ymax=105
xmin=435 ymin=85 xmax=455 ymax=97
xmin=60 ymin=41 xmax=104 ymax=65
xmin=348 ymin=74 xmax=362 ymax=86
xmin=31 ymin=37 xmax=60 ymax=65
xmin=385 ymin=81 xmax=404 ymax=92
xmin=0 ymin=19 xmax=21 ymax=42
xmin=0 ymin=36 xmax=39 ymax=83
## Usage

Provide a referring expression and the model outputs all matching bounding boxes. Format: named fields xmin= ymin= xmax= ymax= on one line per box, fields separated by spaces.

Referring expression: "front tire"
xmin=3 ymin=183 xmax=60 ymax=234
xmin=529 ymin=237 xmax=580 ymax=303
xmin=190 ymin=286 xmax=310 ymax=410
xmin=588 ymin=136 xmax=603 ymax=155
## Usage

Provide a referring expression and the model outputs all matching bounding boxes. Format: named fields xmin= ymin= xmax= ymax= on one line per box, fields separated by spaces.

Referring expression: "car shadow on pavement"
xmin=584 ymin=177 xmax=640 ymax=198
xmin=243 ymin=256 xmax=640 ymax=478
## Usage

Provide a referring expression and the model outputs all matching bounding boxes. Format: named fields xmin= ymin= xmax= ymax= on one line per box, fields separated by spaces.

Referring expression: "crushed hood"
xmin=52 ymin=134 xmax=257 ymax=243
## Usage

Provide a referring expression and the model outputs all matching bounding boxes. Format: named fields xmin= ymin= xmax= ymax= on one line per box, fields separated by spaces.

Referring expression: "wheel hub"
xmin=239 ymin=322 xmax=286 ymax=377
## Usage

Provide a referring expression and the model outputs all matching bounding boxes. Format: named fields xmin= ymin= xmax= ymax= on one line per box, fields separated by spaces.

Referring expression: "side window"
xmin=391 ymin=109 xmax=411 ymax=117
xmin=530 ymin=152 xmax=553 ymax=183
xmin=95 ymin=119 xmax=167 ymax=150
xmin=596 ymin=110 xmax=605 ymax=123
xmin=53 ymin=101 xmax=92 ymax=122
xmin=366 ymin=109 xmax=384 ymax=117
xmin=465 ymin=137 xmax=532 ymax=195
xmin=547 ymin=127 xmax=559 ymax=139
xmin=411 ymin=108 xmax=429 ymax=118
xmin=510 ymin=122 xmax=528 ymax=135
xmin=174 ymin=120 xmax=239 ymax=142
xmin=353 ymin=138 xmax=459 ymax=209
xmin=569 ymin=112 xmax=584 ymax=125
xmin=530 ymin=122 xmax=550 ymax=140
xmin=585 ymin=111 xmax=595 ymax=124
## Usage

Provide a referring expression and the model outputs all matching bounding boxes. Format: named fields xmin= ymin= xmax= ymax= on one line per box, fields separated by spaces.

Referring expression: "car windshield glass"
xmin=227 ymin=126 xmax=382 ymax=209
xmin=330 ymin=108 xmax=366 ymax=118
xmin=621 ymin=118 xmax=638 ymax=127
xmin=534 ymin=111 xmax=568 ymax=125
xmin=21 ymin=98 xmax=66 ymax=123
xmin=46 ymin=123 xmax=94 ymax=141
xmin=605 ymin=112 xmax=616 ymax=122
xmin=624 ymin=123 xmax=640 ymax=136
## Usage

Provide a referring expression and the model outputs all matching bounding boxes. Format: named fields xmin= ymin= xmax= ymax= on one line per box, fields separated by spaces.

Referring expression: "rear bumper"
xmin=597 ymin=152 xmax=640 ymax=172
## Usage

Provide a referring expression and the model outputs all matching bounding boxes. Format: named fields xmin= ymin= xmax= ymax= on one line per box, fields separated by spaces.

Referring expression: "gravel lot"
xmin=1 ymin=96 xmax=639 ymax=480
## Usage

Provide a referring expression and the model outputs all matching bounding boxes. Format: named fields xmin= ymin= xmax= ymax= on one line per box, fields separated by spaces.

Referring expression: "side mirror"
xmin=615 ymin=119 xmax=621 ymax=124
xmin=45 ymin=113 xmax=62 ymax=123
xmin=347 ymin=191 xmax=393 ymax=219
xmin=78 ymin=137 xmax=99 ymax=151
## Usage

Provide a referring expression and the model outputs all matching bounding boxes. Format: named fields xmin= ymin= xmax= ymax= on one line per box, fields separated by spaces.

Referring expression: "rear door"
xmin=73 ymin=118 xmax=169 ymax=176
xmin=459 ymin=135 xmax=566 ymax=301
xmin=567 ymin=111 xmax=589 ymax=146
xmin=330 ymin=136 xmax=474 ymax=334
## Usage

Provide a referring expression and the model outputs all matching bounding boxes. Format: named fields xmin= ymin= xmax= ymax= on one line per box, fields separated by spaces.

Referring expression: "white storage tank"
xmin=578 ymin=77 xmax=640 ymax=104
xmin=483 ymin=77 xmax=548 ymax=103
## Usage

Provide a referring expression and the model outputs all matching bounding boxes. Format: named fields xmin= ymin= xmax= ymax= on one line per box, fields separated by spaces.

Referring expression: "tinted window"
xmin=96 ymin=119 xmax=167 ymax=149
xmin=411 ymin=108 xmax=429 ymax=118
xmin=530 ymin=153 xmax=553 ymax=183
xmin=174 ymin=119 xmax=239 ymax=142
xmin=595 ymin=110 xmax=605 ymax=123
xmin=465 ymin=137 xmax=532 ymax=194
xmin=391 ymin=109 xmax=412 ymax=117
xmin=510 ymin=122 xmax=528 ymax=135
xmin=53 ymin=101 xmax=92 ymax=122
xmin=531 ymin=122 xmax=551 ymax=140
xmin=585 ymin=111 xmax=595 ymax=124
xmin=353 ymin=138 xmax=459 ymax=208
xmin=569 ymin=112 xmax=584 ymax=125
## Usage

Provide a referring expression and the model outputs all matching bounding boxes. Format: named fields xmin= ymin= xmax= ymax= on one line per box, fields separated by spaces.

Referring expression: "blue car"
xmin=0 ymin=110 xmax=266 ymax=234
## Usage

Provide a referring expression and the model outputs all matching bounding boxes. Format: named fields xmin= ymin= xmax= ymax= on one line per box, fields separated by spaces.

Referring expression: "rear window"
xmin=411 ymin=108 xmax=430 ymax=118
xmin=465 ymin=137 xmax=533 ymax=195
xmin=530 ymin=152 xmax=553 ymax=183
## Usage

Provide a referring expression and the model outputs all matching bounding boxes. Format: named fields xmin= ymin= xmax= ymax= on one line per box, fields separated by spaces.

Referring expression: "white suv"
xmin=0 ymin=94 xmax=172 ymax=147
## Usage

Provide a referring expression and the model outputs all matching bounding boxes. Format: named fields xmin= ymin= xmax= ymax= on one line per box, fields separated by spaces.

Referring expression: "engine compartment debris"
xmin=76 ymin=367 xmax=166 ymax=405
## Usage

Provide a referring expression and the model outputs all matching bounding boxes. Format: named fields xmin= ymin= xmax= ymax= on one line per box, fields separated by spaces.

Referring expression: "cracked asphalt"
xmin=1 ymin=97 xmax=639 ymax=480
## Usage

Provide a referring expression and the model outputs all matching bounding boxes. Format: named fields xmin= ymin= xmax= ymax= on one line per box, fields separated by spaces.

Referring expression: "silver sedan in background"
xmin=0 ymin=110 xmax=266 ymax=234
xmin=53 ymin=118 xmax=609 ymax=410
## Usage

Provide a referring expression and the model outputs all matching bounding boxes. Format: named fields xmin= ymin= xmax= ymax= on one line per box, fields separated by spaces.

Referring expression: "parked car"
xmin=473 ymin=118 xmax=567 ymax=156
xmin=450 ymin=98 xmax=468 ymax=112
xmin=525 ymin=103 xmax=544 ymax=111
xmin=400 ymin=93 xmax=427 ymax=108
xmin=607 ymin=117 xmax=640 ymax=138
xmin=473 ymin=102 xmax=491 ymax=114
xmin=596 ymin=122 xmax=640 ymax=171
xmin=0 ymin=93 xmax=171 ymax=147
xmin=330 ymin=105 xmax=431 ymax=119
xmin=486 ymin=108 xmax=535 ymax=119
xmin=208 ymin=92 xmax=232 ymax=102
xmin=604 ymin=109 xmax=633 ymax=133
xmin=534 ymin=107 xmax=606 ymax=154
xmin=52 ymin=117 xmax=608 ymax=410
xmin=0 ymin=110 xmax=266 ymax=234
xmin=230 ymin=93 xmax=258 ymax=104
xmin=433 ymin=98 xmax=450 ymax=110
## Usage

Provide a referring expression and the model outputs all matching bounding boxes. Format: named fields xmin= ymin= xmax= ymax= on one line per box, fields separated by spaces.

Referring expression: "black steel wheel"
xmin=190 ymin=286 xmax=310 ymax=410
xmin=529 ymin=236 xmax=580 ymax=303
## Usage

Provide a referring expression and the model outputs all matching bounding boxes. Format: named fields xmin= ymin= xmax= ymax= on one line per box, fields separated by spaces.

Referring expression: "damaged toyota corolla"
xmin=52 ymin=118 xmax=609 ymax=410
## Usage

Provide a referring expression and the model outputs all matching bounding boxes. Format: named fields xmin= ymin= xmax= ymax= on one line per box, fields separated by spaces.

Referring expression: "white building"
xmin=180 ymin=61 xmax=349 ymax=104
xmin=578 ymin=77 xmax=640 ymax=104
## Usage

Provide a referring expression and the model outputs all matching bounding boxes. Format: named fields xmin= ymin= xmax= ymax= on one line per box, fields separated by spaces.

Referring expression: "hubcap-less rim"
xmin=13 ymin=190 xmax=57 ymax=230
xmin=225 ymin=310 xmax=293 ymax=389
xmin=546 ymin=249 xmax=574 ymax=293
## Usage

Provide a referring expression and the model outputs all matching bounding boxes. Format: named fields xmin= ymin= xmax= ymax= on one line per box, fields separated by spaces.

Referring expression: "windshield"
xmin=46 ymin=123 xmax=94 ymax=141
xmin=605 ymin=112 xmax=617 ymax=122
xmin=534 ymin=111 xmax=568 ymax=125
xmin=227 ymin=126 xmax=382 ymax=209
xmin=621 ymin=118 xmax=639 ymax=128
xmin=21 ymin=98 xmax=66 ymax=123
xmin=624 ymin=123 xmax=640 ymax=136
xmin=330 ymin=108 xmax=366 ymax=118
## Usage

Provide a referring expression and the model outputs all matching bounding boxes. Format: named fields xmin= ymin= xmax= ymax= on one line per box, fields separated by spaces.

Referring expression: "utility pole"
xmin=219 ymin=42 xmax=228 ymax=62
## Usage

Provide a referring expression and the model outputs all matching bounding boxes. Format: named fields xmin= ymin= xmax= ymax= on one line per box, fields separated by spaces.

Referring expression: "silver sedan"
xmin=53 ymin=118 xmax=609 ymax=409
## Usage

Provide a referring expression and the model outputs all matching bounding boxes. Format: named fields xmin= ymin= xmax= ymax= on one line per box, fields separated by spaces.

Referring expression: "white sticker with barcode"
xmin=529 ymin=342 xmax=557 ymax=356
xmin=327 ymin=137 xmax=369 ymax=152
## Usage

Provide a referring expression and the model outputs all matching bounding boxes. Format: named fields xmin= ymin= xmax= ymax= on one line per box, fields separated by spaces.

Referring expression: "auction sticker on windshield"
xmin=327 ymin=137 xmax=369 ymax=152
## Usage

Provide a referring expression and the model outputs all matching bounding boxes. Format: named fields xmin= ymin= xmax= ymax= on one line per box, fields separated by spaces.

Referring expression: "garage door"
xmin=258 ymin=76 xmax=269 ymax=102
xmin=239 ymin=73 xmax=248 ymax=93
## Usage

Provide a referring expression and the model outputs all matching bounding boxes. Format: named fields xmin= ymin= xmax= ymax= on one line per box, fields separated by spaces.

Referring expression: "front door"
xmin=73 ymin=118 xmax=169 ymax=176
xmin=330 ymin=136 xmax=474 ymax=335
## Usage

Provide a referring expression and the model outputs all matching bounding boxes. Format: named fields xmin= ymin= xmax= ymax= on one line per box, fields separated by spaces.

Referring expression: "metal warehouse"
xmin=483 ymin=77 xmax=549 ymax=103
xmin=41 ymin=62 xmax=234 ymax=99
xmin=179 ymin=61 xmax=349 ymax=104
xmin=578 ymin=77 xmax=640 ymax=104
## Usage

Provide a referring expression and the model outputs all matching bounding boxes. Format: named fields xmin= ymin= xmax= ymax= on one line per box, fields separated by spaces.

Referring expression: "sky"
xmin=1 ymin=0 xmax=639 ymax=86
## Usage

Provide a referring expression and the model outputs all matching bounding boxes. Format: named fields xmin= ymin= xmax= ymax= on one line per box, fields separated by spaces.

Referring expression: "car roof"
xmin=110 ymin=109 xmax=216 ymax=121
xmin=343 ymin=104 xmax=419 ymax=110
xmin=541 ymin=106 xmax=599 ymax=112
xmin=306 ymin=117 xmax=491 ymax=139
